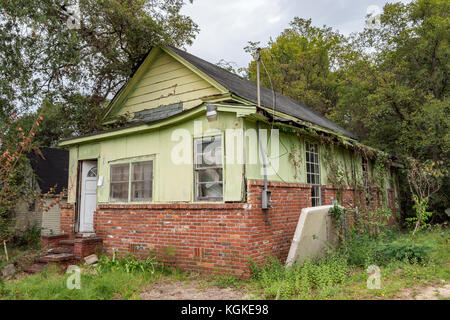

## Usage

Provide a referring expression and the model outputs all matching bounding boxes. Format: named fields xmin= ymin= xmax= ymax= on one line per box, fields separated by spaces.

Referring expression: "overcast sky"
xmin=180 ymin=0 xmax=411 ymax=68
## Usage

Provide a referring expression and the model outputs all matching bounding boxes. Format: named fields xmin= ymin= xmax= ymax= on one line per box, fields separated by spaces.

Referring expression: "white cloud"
xmin=180 ymin=0 xmax=413 ymax=69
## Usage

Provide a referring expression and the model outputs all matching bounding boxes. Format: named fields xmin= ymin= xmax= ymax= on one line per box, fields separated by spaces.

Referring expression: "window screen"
xmin=194 ymin=135 xmax=223 ymax=201
xmin=306 ymin=142 xmax=321 ymax=206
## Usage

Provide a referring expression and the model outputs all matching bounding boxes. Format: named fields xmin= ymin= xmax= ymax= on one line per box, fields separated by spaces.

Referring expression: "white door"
xmin=79 ymin=161 xmax=97 ymax=233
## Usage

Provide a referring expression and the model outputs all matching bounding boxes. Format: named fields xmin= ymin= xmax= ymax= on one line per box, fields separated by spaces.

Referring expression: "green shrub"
xmin=377 ymin=240 xmax=433 ymax=264
xmin=13 ymin=223 xmax=41 ymax=249
xmin=96 ymin=252 xmax=158 ymax=274
xmin=339 ymin=231 xmax=435 ymax=267
xmin=251 ymin=254 xmax=349 ymax=299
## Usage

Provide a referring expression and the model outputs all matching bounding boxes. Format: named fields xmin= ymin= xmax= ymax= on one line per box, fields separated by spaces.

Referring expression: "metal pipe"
xmin=256 ymin=48 xmax=261 ymax=109
xmin=256 ymin=48 xmax=269 ymax=209
xmin=258 ymin=121 xmax=268 ymax=193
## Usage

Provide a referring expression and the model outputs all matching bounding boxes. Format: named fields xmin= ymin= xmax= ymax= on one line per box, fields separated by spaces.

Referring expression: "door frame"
xmin=76 ymin=159 xmax=98 ymax=233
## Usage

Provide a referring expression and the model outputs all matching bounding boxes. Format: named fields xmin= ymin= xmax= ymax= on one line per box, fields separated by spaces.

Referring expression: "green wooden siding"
xmin=116 ymin=51 xmax=221 ymax=116
xmin=67 ymin=112 xmax=244 ymax=204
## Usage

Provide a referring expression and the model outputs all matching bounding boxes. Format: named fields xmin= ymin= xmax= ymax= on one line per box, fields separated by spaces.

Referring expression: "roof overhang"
xmin=59 ymin=103 xmax=257 ymax=147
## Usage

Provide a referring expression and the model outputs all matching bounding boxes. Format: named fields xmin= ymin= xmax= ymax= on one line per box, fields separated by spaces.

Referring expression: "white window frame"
xmin=305 ymin=142 xmax=321 ymax=207
xmin=109 ymin=159 xmax=154 ymax=203
xmin=193 ymin=134 xmax=224 ymax=202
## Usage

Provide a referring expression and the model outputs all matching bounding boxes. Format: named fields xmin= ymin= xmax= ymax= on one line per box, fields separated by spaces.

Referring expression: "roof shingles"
xmin=168 ymin=46 xmax=357 ymax=140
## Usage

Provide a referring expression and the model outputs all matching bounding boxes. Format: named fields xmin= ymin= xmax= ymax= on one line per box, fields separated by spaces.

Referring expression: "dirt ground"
xmin=140 ymin=278 xmax=250 ymax=300
xmin=140 ymin=278 xmax=450 ymax=300
xmin=396 ymin=283 xmax=450 ymax=300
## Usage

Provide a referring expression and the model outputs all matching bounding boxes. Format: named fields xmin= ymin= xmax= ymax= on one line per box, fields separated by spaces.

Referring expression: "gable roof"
xmin=167 ymin=46 xmax=357 ymax=140
xmin=27 ymin=148 xmax=69 ymax=194
xmin=102 ymin=45 xmax=356 ymax=140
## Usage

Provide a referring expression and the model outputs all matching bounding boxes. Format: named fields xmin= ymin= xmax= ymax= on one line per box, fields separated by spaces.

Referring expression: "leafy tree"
xmin=334 ymin=0 xmax=449 ymax=220
xmin=245 ymin=18 xmax=349 ymax=116
xmin=335 ymin=0 xmax=449 ymax=159
xmin=0 ymin=114 xmax=43 ymax=243
xmin=244 ymin=0 xmax=449 ymax=222
xmin=0 ymin=0 xmax=198 ymax=139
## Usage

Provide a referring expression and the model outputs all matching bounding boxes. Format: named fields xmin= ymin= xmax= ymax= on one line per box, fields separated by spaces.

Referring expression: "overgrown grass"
xmin=0 ymin=253 xmax=180 ymax=300
xmin=235 ymin=226 xmax=450 ymax=300
xmin=0 ymin=265 xmax=154 ymax=300
xmin=249 ymin=253 xmax=349 ymax=299
xmin=1 ymin=227 xmax=448 ymax=300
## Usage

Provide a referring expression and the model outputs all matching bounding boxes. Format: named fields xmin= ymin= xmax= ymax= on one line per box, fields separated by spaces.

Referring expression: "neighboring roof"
xmin=167 ymin=46 xmax=357 ymax=140
xmin=27 ymin=148 xmax=69 ymax=194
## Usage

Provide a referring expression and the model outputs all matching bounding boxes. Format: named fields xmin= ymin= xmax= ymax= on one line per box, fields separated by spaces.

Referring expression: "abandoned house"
xmin=48 ymin=46 xmax=400 ymax=276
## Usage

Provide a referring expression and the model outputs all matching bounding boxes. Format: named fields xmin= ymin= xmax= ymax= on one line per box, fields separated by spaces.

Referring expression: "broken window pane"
xmin=194 ymin=135 xmax=223 ymax=201
xmin=194 ymin=136 xmax=222 ymax=169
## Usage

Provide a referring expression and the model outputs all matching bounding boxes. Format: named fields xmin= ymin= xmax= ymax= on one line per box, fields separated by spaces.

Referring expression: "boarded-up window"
xmin=131 ymin=161 xmax=153 ymax=202
xmin=306 ymin=142 xmax=321 ymax=207
xmin=194 ymin=135 xmax=223 ymax=201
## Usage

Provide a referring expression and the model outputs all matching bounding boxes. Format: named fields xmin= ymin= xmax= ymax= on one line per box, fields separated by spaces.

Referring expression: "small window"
xmin=194 ymin=135 xmax=223 ymax=201
xmin=131 ymin=161 xmax=153 ymax=202
xmin=362 ymin=157 xmax=369 ymax=190
xmin=362 ymin=157 xmax=370 ymax=205
xmin=306 ymin=142 xmax=321 ymax=207
xmin=87 ymin=167 xmax=97 ymax=177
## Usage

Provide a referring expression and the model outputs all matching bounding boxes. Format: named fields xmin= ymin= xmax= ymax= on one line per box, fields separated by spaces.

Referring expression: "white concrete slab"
xmin=285 ymin=205 xmax=339 ymax=267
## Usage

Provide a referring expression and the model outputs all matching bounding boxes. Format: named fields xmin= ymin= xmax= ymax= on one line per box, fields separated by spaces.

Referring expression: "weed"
xmin=96 ymin=252 xmax=158 ymax=274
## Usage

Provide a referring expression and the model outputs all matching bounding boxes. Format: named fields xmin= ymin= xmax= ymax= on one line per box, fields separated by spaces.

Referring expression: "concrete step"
xmin=36 ymin=253 xmax=76 ymax=263
xmin=59 ymin=239 xmax=75 ymax=247
xmin=46 ymin=247 xmax=73 ymax=254
xmin=23 ymin=263 xmax=46 ymax=274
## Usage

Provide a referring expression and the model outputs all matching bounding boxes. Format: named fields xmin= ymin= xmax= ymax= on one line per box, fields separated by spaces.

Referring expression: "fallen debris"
xmin=1 ymin=264 xmax=16 ymax=278
xmin=84 ymin=254 xmax=99 ymax=265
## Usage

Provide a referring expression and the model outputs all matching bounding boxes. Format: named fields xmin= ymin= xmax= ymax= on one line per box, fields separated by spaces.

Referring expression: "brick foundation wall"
xmin=321 ymin=185 xmax=397 ymax=227
xmin=94 ymin=180 xmax=312 ymax=277
xmin=74 ymin=237 xmax=103 ymax=260
xmin=94 ymin=202 xmax=251 ymax=277
xmin=60 ymin=204 xmax=75 ymax=239
xmin=87 ymin=180 xmax=398 ymax=277
xmin=243 ymin=180 xmax=312 ymax=265
xmin=41 ymin=234 xmax=69 ymax=248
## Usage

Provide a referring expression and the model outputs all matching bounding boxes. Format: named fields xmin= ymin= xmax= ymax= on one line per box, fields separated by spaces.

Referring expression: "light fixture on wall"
xmin=206 ymin=103 xmax=217 ymax=122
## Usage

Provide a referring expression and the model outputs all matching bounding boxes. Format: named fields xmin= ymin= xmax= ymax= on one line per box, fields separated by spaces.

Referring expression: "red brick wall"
xmin=93 ymin=180 xmax=312 ymax=277
xmin=321 ymin=185 xmax=397 ymax=227
xmin=74 ymin=237 xmax=103 ymax=260
xmin=41 ymin=234 xmax=68 ymax=248
xmin=243 ymin=180 xmax=311 ymax=265
xmin=60 ymin=203 xmax=75 ymax=239
xmin=94 ymin=202 xmax=251 ymax=276
xmin=81 ymin=180 xmax=397 ymax=277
